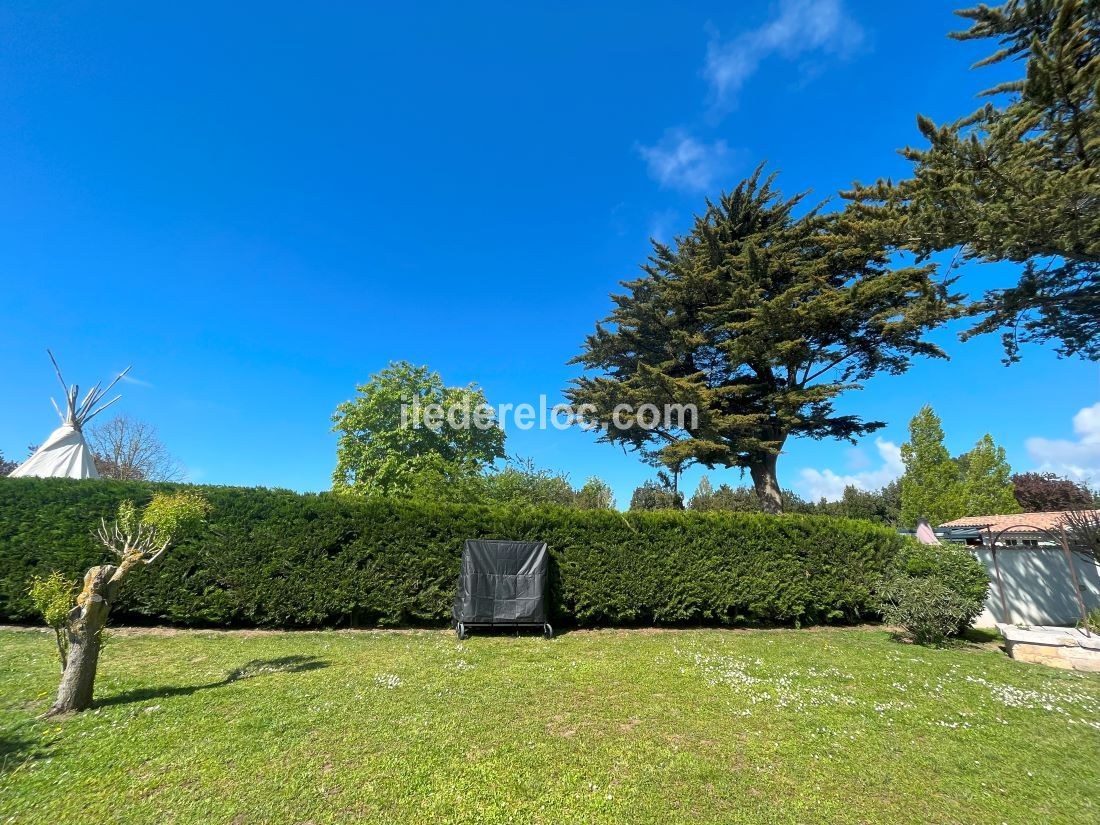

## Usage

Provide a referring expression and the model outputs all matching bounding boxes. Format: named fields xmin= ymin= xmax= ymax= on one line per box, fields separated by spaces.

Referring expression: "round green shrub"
xmin=874 ymin=540 xmax=990 ymax=644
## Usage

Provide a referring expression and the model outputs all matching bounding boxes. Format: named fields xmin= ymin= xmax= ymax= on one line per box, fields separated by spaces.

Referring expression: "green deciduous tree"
xmin=688 ymin=475 xmax=717 ymax=511
xmin=903 ymin=410 xmax=1027 ymax=524
xmin=961 ymin=434 xmax=1022 ymax=516
xmin=900 ymin=406 xmax=964 ymax=527
xmin=629 ymin=476 xmax=684 ymax=511
xmin=575 ymin=476 xmax=616 ymax=510
xmin=569 ymin=167 xmax=955 ymax=514
xmin=477 ymin=457 xmax=576 ymax=508
xmin=846 ymin=0 xmax=1099 ymax=361
xmin=332 ymin=362 xmax=506 ymax=498
xmin=686 ymin=476 xmax=823 ymax=515
xmin=820 ymin=481 xmax=904 ymax=526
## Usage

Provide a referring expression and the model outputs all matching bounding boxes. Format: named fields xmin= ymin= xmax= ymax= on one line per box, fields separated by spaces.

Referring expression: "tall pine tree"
xmin=846 ymin=0 xmax=1099 ymax=361
xmin=569 ymin=167 xmax=955 ymax=513
xmin=900 ymin=406 xmax=965 ymax=527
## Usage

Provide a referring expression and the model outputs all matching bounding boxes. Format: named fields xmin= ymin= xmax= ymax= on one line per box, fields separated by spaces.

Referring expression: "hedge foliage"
xmin=0 ymin=478 xmax=911 ymax=629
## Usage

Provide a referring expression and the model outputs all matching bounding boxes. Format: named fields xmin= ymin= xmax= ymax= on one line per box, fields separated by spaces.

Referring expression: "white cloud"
xmin=637 ymin=129 xmax=733 ymax=192
xmin=119 ymin=373 xmax=154 ymax=388
xmin=704 ymin=0 xmax=864 ymax=111
xmin=637 ymin=2 xmax=862 ymax=190
xmin=844 ymin=446 xmax=871 ymax=470
xmin=797 ymin=437 xmax=903 ymax=501
xmin=646 ymin=208 xmax=679 ymax=244
xmin=1026 ymin=402 xmax=1100 ymax=483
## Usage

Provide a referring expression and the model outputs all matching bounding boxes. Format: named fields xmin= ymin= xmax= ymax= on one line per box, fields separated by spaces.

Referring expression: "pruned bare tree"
xmin=87 ymin=415 xmax=183 ymax=481
xmin=44 ymin=493 xmax=209 ymax=717
xmin=1061 ymin=508 xmax=1100 ymax=565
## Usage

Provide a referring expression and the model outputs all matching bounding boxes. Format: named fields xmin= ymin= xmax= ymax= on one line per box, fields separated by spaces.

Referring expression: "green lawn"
xmin=1 ymin=626 xmax=1097 ymax=824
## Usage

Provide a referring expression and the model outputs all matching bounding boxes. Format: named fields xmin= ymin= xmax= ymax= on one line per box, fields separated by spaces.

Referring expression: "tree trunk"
xmin=45 ymin=564 xmax=119 ymax=717
xmin=749 ymin=452 xmax=783 ymax=515
xmin=52 ymin=628 xmax=67 ymax=672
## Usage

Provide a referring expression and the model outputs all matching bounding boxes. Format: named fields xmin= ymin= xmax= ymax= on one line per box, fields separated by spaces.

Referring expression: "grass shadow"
xmin=0 ymin=728 xmax=52 ymax=774
xmin=453 ymin=625 xmax=559 ymax=640
xmin=879 ymin=624 xmax=1007 ymax=652
xmin=956 ymin=626 xmax=1007 ymax=654
xmin=94 ymin=655 xmax=329 ymax=710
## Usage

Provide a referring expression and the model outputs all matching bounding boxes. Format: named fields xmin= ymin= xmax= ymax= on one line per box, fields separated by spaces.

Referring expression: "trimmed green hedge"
xmin=0 ymin=478 xmax=909 ymax=628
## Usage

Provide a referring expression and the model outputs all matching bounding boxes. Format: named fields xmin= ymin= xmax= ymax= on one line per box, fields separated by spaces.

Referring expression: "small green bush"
xmin=891 ymin=542 xmax=990 ymax=607
xmin=0 ymin=478 xmax=911 ymax=629
xmin=27 ymin=570 xmax=76 ymax=668
xmin=27 ymin=571 xmax=75 ymax=630
xmin=875 ymin=541 xmax=989 ymax=644
xmin=1081 ymin=607 xmax=1100 ymax=635
xmin=139 ymin=490 xmax=211 ymax=539
xmin=875 ymin=576 xmax=975 ymax=645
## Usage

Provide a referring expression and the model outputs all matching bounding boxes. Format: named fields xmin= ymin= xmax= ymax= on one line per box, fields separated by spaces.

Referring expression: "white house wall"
xmin=971 ymin=547 xmax=1100 ymax=628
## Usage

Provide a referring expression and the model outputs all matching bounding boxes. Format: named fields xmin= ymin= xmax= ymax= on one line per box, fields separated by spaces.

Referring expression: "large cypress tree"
xmin=568 ymin=168 xmax=955 ymax=513
xmin=847 ymin=0 xmax=1099 ymax=361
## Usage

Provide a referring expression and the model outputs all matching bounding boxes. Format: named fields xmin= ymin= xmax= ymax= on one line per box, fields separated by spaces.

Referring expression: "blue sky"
xmin=2 ymin=0 xmax=1097 ymax=507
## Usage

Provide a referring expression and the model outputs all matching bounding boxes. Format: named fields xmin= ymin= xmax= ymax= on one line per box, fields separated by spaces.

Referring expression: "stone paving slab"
xmin=997 ymin=623 xmax=1100 ymax=672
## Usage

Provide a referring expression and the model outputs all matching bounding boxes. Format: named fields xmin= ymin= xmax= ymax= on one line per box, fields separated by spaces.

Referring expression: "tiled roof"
xmin=938 ymin=510 xmax=1100 ymax=535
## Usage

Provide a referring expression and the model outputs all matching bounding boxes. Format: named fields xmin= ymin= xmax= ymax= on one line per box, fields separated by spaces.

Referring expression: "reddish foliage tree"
xmin=1012 ymin=472 xmax=1095 ymax=512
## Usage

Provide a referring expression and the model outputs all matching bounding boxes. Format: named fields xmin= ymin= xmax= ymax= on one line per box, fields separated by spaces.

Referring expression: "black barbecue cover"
xmin=452 ymin=539 xmax=548 ymax=625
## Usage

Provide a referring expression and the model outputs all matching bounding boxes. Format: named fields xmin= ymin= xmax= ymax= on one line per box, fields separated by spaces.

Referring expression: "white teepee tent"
xmin=11 ymin=351 xmax=132 ymax=480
